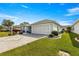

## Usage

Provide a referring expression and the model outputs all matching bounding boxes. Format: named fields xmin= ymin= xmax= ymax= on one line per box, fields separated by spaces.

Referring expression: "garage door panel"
xmin=32 ymin=24 xmax=50 ymax=34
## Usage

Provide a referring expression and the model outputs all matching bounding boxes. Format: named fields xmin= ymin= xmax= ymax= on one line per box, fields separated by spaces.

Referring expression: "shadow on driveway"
xmin=22 ymin=33 xmax=47 ymax=38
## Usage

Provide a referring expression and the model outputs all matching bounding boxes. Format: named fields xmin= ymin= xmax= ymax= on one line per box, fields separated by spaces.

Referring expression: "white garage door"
xmin=32 ymin=24 xmax=50 ymax=35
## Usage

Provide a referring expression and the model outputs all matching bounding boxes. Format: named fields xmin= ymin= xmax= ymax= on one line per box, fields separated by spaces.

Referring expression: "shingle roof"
xmin=31 ymin=19 xmax=62 ymax=27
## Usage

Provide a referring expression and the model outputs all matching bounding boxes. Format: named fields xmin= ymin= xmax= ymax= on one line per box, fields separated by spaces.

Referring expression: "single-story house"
xmin=13 ymin=24 xmax=30 ymax=33
xmin=18 ymin=22 xmax=31 ymax=33
xmin=13 ymin=25 xmax=22 ymax=33
xmin=31 ymin=19 xmax=62 ymax=35
xmin=62 ymin=25 xmax=71 ymax=31
xmin=72 ymin=20 xmax=79 ymax=34
xmin=21 ymin=24 xmax=31 ymax=33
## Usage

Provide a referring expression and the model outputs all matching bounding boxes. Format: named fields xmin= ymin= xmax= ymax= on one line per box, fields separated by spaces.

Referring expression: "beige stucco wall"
xmin=58 ymin=26 xmax=62 ymax=32
xmin=31 ymin=23 xmax=62 ymax=35
xmin=50 ymin=23 xmax=62 ymax=32
xmin=31 ymin=23 xmax=51 ymax=35
xmin=50 ymin=23 xmax=57 ymax=31
xmin=73 ymin=22 xmax=79 ymax=34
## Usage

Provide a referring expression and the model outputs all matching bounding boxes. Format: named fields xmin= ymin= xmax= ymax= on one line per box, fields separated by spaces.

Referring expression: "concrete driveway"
xmin=0 ymin=34 xmax=45 ymax=53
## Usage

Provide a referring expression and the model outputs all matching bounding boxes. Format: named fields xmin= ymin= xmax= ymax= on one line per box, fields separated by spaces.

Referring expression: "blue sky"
xmin=0 ymin=3 xmax=79 ymax=25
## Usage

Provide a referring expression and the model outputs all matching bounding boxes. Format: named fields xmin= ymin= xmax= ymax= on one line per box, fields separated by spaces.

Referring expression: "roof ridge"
xmin=31 ymin=19 xmax=62 ymax=27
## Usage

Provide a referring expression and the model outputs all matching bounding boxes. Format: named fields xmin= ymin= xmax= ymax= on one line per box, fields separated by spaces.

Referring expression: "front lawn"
xmin=0 ymin=32 xmax=10 ymax=37
xmin=0 ymin=32 xmax=79 ymax=56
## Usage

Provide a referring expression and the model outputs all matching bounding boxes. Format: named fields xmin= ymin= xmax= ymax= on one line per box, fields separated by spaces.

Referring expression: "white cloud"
xmin=59 ymin=21 xmax=70 ymax=25
xmin=68 ymin=7 xmax=79 ymax=13
xmin=21 ymin=5 xmax=28 ymax=9
xmin=58 ymin=20 xmax=73 ymax=25
xmin=65 ymin=14 xmax=73 ymax=16
xmin=0 ymin=13 xmax=31 ymax=25
xmin=65 ymin=7 xmax=79 ymax=16
xmin=59 ymin=3 xmax=65 ymax=5
xmin=48 ymin=3 xmax=52 ymax=5
xmin=0 ymin=14 xmax=19 ymax=19
xmin=0 ymin=13 xmax=22 ymax=25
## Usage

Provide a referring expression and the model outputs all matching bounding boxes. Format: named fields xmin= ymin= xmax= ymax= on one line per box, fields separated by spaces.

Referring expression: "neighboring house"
xmin=62 ymin=26 xmax=67 ymax=30
xmin=31 ymin=19 xmax=62 ymax=35
xmin=62 ymin=26 xmax=70 ymax=30
xmin=20 ymin=22 xmax=30 ymax=33
xmin=21 ymin=25 xmax=31 ymax=33
xmin=13 ymin=25 xmax=21 ymax=30
xmin=72 ymin=20 xmax=79 ymax=34
xmin=14 ymin=25 xmax=30 ymax=33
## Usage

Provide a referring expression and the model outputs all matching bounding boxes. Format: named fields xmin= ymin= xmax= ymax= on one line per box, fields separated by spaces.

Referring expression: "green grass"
xmin=0 ymin=32 xmax=79 ymax=56
xmin=0 ymin=32 xmax=10 ymax=37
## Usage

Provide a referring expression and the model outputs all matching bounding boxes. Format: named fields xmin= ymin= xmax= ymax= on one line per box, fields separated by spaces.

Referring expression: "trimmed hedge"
xmin=51 ymin=31 xmax=58 ymax=36
xmin=48 ymin=34 xmax=54 ymax=38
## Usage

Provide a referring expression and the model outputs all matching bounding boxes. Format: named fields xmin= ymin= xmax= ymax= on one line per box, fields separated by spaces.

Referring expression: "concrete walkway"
xmin=0 ymin=34 xmax=45 ymax=53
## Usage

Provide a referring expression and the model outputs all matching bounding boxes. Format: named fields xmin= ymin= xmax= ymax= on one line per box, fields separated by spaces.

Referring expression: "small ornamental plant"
xmin=76 ymin=36 xmax=79 ymax=40
xmin=48 ymin=34 xmax=54 ymax=38
xmin=51 ymin=31 xmax=58 ymax=36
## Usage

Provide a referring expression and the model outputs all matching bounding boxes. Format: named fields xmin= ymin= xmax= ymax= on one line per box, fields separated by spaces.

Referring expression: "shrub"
xmin=13 ymin=32 xmax=17 ymax=35
xmin=60 ymin=29 xmax=65 ymax=33
xmin=48 ymin=34 xmax=54 ymax=38
xmin=8 ymin=33 xmax=11 ymax=36
xmin=1 ymin=30 xmax=10 ymax=32
xmin=76 ymin=36 xmax=79 ymax=40
xmin=51 ymin=31 xmax=58 ymax=36
xmin=67 ymin=27 xmax=71 ymax=33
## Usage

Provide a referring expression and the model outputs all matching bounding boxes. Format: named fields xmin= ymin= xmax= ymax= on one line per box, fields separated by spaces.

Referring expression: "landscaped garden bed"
xmin=75 ymin=35 xmax=79 ymax=42
xmin=48 ymin=34 xmax=62 ymax=39
xmin=75 ymin=37 xmax=79 ymax=42
xmin=48 ymin=31 xmax=62 ymax=39
xmin=58 ymin=50 xmax=70 ymax=56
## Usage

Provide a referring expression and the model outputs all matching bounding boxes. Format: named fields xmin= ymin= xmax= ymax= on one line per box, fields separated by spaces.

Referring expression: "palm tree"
xmin=20 ymin=22 xmax=29 ymax=27
xmin=2 ymin=19 xmax=14 ymax=34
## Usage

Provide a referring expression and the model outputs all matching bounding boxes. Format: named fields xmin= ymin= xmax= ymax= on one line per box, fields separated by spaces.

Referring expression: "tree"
xmin=67 ymin=26 xmax=71 ymax=32
xmin=0 ymin=25 xmax=3 ymax=31
xmin=2 ymin=19 xmax=14 ymax=34
xmin=20 ymin=22 xmax=29 ymax=33
xmin=20 ymin=22 xmax=29 ymax=27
